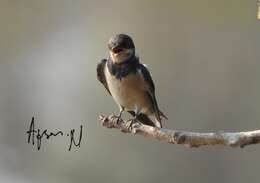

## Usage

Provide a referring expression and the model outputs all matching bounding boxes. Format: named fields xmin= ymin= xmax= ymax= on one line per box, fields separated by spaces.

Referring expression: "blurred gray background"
xmin=0 ymin=0 xmax=260 ymax=182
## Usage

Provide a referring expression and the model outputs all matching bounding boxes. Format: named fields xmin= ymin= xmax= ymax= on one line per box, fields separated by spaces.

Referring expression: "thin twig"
xmin=99 ymin=115 xmax=260 ymax=148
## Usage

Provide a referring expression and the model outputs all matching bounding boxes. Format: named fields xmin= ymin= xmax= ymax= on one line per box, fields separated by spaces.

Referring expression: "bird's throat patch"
xmin=107 ymin=57 xmax=139 ymax=80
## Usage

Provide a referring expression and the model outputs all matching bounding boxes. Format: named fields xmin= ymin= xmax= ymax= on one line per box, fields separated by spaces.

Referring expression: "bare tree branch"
xmin=99 ymin=115 xmax=260 ymax=148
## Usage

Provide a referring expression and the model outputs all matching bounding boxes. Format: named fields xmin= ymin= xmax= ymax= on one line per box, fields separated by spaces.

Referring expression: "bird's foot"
xmin=114 ymin=114 xmax=122 ymax=125
xmin=125 ymin=118 xmax=141 ymax=131
xmin=114 ymin=109 xmax=124 ymax=125
xmin=115 ymin=115 xmax=122 ymax=125
xmin=110 ymin=114 xmax=122 ymax=126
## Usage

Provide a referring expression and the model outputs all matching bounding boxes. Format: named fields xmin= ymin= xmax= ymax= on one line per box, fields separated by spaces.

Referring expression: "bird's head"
xmin=108 ymin=34 xmax=135 ymax=64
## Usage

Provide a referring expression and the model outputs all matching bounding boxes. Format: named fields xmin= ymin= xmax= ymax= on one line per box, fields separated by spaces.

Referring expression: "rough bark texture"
xmin=99 ymin=115 xmax=260 ymax=148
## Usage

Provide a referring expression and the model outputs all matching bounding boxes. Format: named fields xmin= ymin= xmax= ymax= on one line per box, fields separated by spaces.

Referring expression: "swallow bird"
xmin=97 ymin=34 xmax=167 ymax=128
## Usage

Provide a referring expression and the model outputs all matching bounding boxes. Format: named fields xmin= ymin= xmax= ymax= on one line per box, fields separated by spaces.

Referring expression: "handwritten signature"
xmin=26 ymin=117 xmax=83 ymax=151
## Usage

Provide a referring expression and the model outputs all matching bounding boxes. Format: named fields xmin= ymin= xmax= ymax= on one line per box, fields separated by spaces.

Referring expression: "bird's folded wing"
xmin=97 ymin=59 xmax=111 ymax=95
xmin=138 ymin=64 xmax=162 ymax=122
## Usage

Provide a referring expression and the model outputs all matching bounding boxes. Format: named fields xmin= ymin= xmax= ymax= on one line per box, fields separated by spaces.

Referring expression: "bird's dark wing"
xmin=138 ymin=64 xmax=167 ymax=123
xmin=97 ymin=59 xmax=111 ymax=95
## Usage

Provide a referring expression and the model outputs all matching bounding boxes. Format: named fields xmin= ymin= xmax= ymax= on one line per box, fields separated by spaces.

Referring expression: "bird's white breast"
xmin=105 ymin=65 xmax=152 ymax=114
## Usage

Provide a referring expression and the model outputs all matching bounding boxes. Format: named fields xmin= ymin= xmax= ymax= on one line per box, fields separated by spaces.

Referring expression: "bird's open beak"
xmin=112 ymin=46 xmax=123 ymax=54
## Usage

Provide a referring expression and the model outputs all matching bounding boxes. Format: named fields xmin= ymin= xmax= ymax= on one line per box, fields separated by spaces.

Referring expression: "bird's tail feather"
xmin=128 ymin=111 xmax=156 ymax=127
xmin=154 ymin=110 xmax=167 ymax=128
xmin=128 ymin=110 xmax=167 ymax=128
xmin=154 ymin=118 xmax=162 ymax=128
xmin=159 ymin=110 xmax=168 ymax=120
